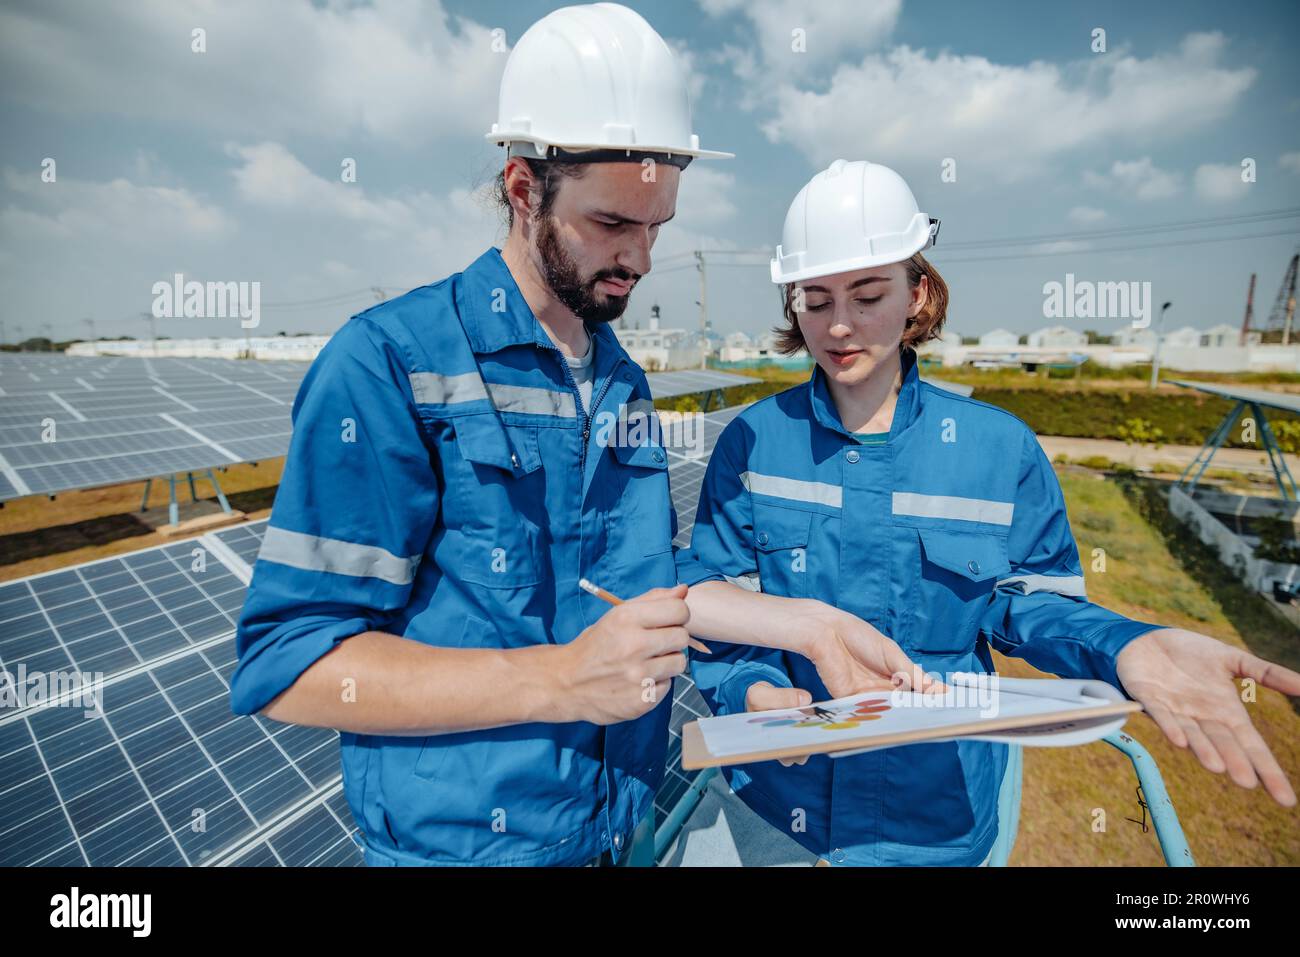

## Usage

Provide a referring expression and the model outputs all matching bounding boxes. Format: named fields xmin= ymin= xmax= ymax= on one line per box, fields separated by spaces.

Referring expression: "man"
xmin=228 ymin=3 xmax=736 ymax=866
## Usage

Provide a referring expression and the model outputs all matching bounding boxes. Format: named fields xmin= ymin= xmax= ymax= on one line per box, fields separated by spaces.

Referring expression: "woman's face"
xmin=794 ymin=262 xmax=927 ymax=387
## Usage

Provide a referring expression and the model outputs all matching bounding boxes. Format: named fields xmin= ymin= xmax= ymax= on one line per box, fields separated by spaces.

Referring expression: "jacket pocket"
xmin=437 ymin=412 xmax=547 ymax=589
xmin=414 ymin=615 xmax=495 ymax=780
xmin=910 ymin=527 xmax=1010 ymax=654
xmin=752 ymin=503 xmax=812 ymax=598
xmin=611 ymin=434 xmax=674 ymax=557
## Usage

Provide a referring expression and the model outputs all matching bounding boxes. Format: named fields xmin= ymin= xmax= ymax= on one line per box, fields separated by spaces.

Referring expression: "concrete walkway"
xmin=1037 ymin=435 xmax=1300 ymax=479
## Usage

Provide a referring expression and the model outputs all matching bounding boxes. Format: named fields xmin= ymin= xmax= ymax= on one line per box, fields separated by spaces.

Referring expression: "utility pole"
xmin=695 ymin=250 xmax=710 ymax=369
xmin=1148 ymin=301 xmax=1173 ymax=390
xmin=1239 ymin=274 xmax=1255 ymax=346
xmin=141 ymin=311 xmax=158 ymax=356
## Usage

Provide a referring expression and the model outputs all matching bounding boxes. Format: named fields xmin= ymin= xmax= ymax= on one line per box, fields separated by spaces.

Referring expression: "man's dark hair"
xmin=495 ymin=158 xmax=590 ymax=229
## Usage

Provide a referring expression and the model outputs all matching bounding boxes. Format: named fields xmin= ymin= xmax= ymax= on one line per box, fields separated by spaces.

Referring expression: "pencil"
xmin=578 ymin=577 xmax=711 ymax=654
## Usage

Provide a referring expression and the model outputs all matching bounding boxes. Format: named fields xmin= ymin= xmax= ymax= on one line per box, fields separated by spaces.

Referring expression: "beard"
xmin=536 ymin=213 xmax=637 ymax=325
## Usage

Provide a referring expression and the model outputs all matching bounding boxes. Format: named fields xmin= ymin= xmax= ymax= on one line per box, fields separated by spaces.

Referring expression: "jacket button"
xmin=652 ymin=450 xmax=664 ymax=463
xmin=613 ymin=832 xmax=624 ymax=849
xmin=831 ymin=847 xmax=846 ymax=863
xmin=845 ymin=449 xmax=860 ymax=463
xmin=756 ymin=532 xmax=770 ymax=546
xmin=967 ymin=560 xmax=981 ymax=575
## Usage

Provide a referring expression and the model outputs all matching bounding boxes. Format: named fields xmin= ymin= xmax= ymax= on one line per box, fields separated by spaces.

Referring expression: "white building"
xmin=1113 ymin=327 xmax=1157 ymax=348
xmin=613 ymin=305 xmax=706 ymax=371
xmin=66 ymin=336 xmax=331 ymax=361
xmin=1026 ymin=325 xmax=1087 ymax=348
xmin=1162 ymin=325 xmax=1204 ymax=348
xmin=978 ymin=328 xmax=1019 ymax=348
xmin=1199 ymin=323 xmax=1240 ymax=348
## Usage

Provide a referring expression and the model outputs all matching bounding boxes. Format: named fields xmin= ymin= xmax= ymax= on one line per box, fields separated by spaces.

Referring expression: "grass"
xmin=0 ymin=461 xmax=284 ymax=581
xmin=1001 ymin=470 xmax=1300 ymax=866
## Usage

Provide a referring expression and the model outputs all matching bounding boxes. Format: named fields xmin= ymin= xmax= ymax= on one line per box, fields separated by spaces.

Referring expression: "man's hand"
xmin=790 ymin=600 xmax=945 ymax=699
xmin=746 ymin=681 xmax=812 ymax=766
xmin=552 ymin=583 xmax=691 ymax=725
xmin=1116 ymin=627 xmax=1300 ymax=806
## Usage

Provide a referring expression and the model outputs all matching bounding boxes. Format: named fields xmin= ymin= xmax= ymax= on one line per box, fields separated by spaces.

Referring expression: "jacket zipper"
xmin=538 ymin=337 xmax=625 ymax=475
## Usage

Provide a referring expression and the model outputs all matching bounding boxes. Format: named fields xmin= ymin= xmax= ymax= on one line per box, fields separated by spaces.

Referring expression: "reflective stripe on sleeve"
xmin=259 ymin=527 xmax=421 ymax=586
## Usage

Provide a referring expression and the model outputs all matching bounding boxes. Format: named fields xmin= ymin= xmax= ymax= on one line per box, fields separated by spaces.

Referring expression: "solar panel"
xmin=0 ymin=354 xmax=306 ymax=501
xmin=1169 ymin=378 xmax=1300 ymax=416
xmin=642 ymin=369 xmax=759 ymax=399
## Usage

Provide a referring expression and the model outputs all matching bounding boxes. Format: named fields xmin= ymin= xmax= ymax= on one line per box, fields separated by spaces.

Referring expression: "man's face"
xmin=533 ymin=161 xmax=680 ymax=324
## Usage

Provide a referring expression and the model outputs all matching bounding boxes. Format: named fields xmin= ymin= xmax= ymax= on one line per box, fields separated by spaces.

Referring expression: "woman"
xmin=678 ymin=159 xmax=1300 ymax=866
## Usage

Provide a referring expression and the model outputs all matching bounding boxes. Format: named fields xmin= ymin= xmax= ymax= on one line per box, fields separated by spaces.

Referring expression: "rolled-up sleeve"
xmin=229 ymin=317 xmax=440 ymax=715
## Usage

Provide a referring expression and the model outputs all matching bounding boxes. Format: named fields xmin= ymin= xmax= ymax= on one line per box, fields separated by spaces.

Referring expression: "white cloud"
xmin=1067 ymin=206 xmax=1108 ymax=224
xmin=701 ymin=0 xmax=900 ymax=77
xmin=0 ymin=0 xmax=505 ymax=144
xmin=1194 ymin=162 xmax=1251 ymax=202
xmin=674 ymin=165 xmax=739 ymax=229
xmin=754 ymin=32 xmax=1255 ymax=183
xmin=1084 ymin=157 xmax=1182 ymax=200
xmin=0 ymin=167 xmax=232 ymax=242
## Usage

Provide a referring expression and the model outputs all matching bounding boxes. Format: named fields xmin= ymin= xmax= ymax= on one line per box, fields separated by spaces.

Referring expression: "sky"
xmin=1 ymin=0 xmax=1298 ymax=345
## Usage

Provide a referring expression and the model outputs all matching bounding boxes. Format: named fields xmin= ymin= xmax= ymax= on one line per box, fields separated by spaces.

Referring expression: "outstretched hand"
xmin=1116 ymin=628 xmax=1300 ymax=806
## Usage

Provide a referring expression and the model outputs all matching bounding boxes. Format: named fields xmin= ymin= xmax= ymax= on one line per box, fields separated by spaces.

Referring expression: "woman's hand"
xmin=745 ymin=681 xmax=812 ymax=766
xmin=1116 ymin=628 xmax=1300 ymax=806
xmin=791 ymin=600 xmax=944 ymax=699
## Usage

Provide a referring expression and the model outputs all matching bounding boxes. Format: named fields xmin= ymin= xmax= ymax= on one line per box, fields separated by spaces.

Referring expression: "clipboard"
xmin=680 ymin=675 xmax=1143 ymax=770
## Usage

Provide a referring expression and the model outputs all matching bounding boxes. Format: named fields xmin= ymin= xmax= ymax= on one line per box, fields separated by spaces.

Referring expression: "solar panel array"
xmin=0 ymin=403 xmax=750 ymax=866
xmin=0 ymin=354 xmax=306 ymax=501
xmin=0 ymin=352 xmax=756 ymax=502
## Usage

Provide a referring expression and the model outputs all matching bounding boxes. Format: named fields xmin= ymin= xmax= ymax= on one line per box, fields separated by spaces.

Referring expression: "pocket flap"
xmin=918 ymin=528 xmax=1011 ymax=581
xmin=611 ymin=439 xmax=670 ymax=471
xmin=752 ymin=504 xmax=813 ymax=551
xmin=449 ymin=413 xmax=540 ymax=474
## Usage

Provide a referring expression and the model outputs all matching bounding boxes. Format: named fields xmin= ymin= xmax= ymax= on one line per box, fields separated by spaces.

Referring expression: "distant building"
xmin=1113 ymin=327 xmax=1157 ymax=348
xmin=1199 ymin=323 xmax=1240 ymax=348
xmin=1026 ymin=325 xmax=1087 ymax=348
xmin=613 ymin=304 xmax=705 ymax=371
xmin=978 ymin=328 xmax=1019 ymax=348
xmin=1162 ymin=325 xmax=1203 ymax=348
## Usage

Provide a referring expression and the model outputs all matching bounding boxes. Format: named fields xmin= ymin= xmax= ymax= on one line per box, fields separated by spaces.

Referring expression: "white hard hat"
xmin=487 ymin=2 xmax=732 ymax=165
xmin=771 ymin=159 xmax=939 ymax=284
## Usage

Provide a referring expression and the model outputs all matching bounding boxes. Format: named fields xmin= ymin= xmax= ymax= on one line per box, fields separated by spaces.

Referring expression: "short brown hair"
xmin=494 ymin=157 xmax=590 ymax=229
xmin=773 ymin=251 xmax=949 ymax=355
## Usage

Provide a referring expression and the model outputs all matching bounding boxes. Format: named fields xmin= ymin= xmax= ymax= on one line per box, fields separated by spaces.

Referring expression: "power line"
xmin=938 ymin=206 xmax=1300 ymax=251
xmin=933 ymin=226 xmax=1300 ymax=264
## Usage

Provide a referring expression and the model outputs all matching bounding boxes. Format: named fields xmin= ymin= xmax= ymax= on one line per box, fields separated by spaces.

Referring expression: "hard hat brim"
xmin=488 ymin=132 xmax=734 ymax=161
xmin=770 ymin=217 xmax=939 ymax=284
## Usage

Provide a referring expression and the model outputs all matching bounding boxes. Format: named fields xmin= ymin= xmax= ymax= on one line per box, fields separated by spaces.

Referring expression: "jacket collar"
xmin=456 ymin=246 xmax=623 ymax=359
xmin=807 ymin=345 xmax=923 ymax=440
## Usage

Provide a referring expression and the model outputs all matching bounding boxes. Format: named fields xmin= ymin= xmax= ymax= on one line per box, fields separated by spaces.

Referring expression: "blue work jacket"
xmin=680 ymin=347 xmax=1160 ymax=865
xmin=230 ymin=247 xmax=714 ymax=865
